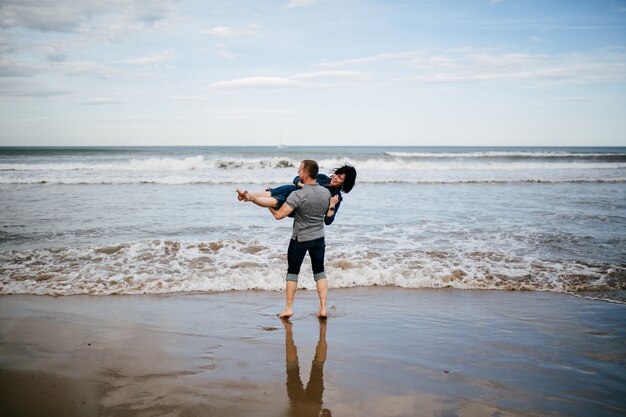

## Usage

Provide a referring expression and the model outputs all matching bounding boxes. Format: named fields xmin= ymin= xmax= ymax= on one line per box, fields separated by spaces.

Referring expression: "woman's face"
xmin=330 ymin=173 xmax=346 ymax=187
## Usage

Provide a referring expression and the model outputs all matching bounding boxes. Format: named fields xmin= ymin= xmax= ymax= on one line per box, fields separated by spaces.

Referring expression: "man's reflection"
xmin=281 ymin=318 xmax=331 ymax=417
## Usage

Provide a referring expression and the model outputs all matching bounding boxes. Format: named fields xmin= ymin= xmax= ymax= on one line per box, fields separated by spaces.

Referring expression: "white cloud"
xmin=316 ymin=51 xmax=424 ymax=67
xmin=55 ymin=61 xmax=126 ymax=79
xmin=211 ymin=108 xmax=294 ymax=120
xmin=312 ymin=47 xmax=626 ymax=86
xmin=394 ymin=48 xmax=626 ymax=85
xmin=208 ymin=76 xmax=303 ymax=90
xmin=165 ymin=96 xmax=207 ymax=101
xmin=200 ymin=25 xmax=258 ymax=38
xmin=291 ymin=70 xmax=370 ymax=81
xmin=215 ymin=43 xmax=239 ymax=60
xmin=285 ymin=0 xmax=321 ymax=9
xmin=549 ymin=95 xmax=623 ymax=103
xmin=0 ymin=79 xmax=71 ymax=97
xmin=85 ymin=97 xmax=125 ymax=105
xmin=119 ymin=50 xmax=175 ymax=65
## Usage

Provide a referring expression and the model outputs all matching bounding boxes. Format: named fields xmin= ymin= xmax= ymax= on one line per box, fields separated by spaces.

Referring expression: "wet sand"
xmin=1 ymin=287 xmax=625 ymax=417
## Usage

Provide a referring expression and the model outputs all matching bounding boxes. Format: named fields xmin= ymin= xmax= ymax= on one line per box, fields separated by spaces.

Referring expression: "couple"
xmin=237 ymin=160 xmax=356 ymax=319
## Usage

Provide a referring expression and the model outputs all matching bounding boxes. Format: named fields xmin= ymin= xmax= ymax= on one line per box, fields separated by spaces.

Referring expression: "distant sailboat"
xmin=277 ymin=130 xmax=287 ymax=149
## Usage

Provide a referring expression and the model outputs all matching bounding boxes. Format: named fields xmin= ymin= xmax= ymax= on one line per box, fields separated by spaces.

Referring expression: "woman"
xmin=237 ymin=164 xmax=356 ymax=225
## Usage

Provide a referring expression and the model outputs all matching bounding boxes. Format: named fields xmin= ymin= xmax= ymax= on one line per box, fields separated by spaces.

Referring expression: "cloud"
xmin=285 ymin=0 xmax=321 ymax=9
xmin=211 ymin=108 xmax=294 ymax=120
xmin=207 ymin=71 xmax=370 ymax=91
xmin=291 ymin=70 xmax=370 ymax=81
xmin=208 ymin=76 xmax=303 ymax=90
xmin=55 ymin=61 xmax=128 ymax=79
xmin=395 ymin=48 xmax=626 ymax=85
xmin=85 ymin=97 xmax=124 ymax=105
xmin=0 ymin=57 xmax=40 ymax=77
xmin=200 ymin=25 xmax=258 ymax=38
xmin=119 ymin=49 xmax=175 ymax=65
xmin=0 ymin=0 xmax=84 ymax=32
xmin=316 ymin=51 xmax=424 ymax=67
xmin=0 ymin=32 xmax=18 ymax=55
xmin=215 ymin=43 xmax=239 ymax=60
xmin=0 ymin=0 xmax=175 ymax=33
xmin=550 ymin=95 xmax=623 ymax=103
xmin=165 ymin=96 xmax=207 ymax=101
xmin=317 ymin=47 xmax=626 ymax=86
xmin=42 ymin=46 xmax=68 ymax=62
xmin=0 ymin=79 xmax=71 ymax=97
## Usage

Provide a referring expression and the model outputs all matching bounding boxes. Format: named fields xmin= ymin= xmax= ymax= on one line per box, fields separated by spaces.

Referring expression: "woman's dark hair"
xmin=333 ymin=164 xmax=357 ymax=193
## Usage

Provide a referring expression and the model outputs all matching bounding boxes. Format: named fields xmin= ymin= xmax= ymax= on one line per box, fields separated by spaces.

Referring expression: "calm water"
xmin=1 ymin=146 xmax=625 ymax=301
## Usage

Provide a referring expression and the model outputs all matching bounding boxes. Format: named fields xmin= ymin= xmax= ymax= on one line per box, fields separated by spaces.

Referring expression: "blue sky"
xmin=0 ymin=0 xmax=625 ymax=146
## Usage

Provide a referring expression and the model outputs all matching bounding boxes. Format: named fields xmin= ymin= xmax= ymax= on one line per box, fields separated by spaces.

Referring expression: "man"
xmin=269 ymin=160 xmax=331 ymax=319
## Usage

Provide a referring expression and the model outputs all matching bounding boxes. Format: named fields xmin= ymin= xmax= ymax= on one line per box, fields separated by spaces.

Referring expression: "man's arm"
xmin=269 ymin=203 xmax=294 ymax=220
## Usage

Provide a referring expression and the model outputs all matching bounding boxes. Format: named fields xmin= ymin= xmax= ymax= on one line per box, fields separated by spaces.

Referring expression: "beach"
xmin=1 ymin=287 xmax=625 ymax=417
xmin=1 ymin=146 xmax=625 ymax=415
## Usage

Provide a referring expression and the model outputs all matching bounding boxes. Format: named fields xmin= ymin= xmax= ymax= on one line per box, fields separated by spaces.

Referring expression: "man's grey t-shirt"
xmin=285 ymin=183 xmax=331 ymax=242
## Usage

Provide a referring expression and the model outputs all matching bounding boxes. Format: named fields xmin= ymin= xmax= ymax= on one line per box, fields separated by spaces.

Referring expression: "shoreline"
xmin=1 ymin=287 xmax=625 ymax=416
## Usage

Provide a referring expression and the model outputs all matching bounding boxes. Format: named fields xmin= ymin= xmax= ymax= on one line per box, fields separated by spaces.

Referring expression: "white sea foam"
xmin=1 ymin=154 xmax=625 ymax=185
xmin=1 ymin=176 xmax=625 ymax=185
xmin=2 ymin=156 xmax=625 ymax=172
xmin=1 ymin=239 xmax=623 ymax=297
xmin=0 ymin=156 xmax=298 ymax=172
xmin=384 ymin=151 xmax=626 ymax=158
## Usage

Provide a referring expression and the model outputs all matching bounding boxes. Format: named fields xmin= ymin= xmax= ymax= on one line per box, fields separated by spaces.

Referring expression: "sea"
xmin=1 ymin=146 xmax=625 ymax=303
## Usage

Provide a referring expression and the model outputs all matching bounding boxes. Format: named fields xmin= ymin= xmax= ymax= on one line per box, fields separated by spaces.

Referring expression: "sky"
xmin=0 ymin=0 xmax=625 ymax=147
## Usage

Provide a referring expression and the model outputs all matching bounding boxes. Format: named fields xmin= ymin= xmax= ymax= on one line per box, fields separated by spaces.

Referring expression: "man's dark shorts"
xmin=286 ymin=236 xmax=326 ymax=282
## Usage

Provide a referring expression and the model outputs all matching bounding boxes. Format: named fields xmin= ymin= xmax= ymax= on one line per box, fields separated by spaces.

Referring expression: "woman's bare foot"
xmin=244 ymin=191 xmax=255 ymax=202
xmin=317 ymin=311 xmax=328 ymax=320
xmin=236 ymin=189 xmax=247 ymax=201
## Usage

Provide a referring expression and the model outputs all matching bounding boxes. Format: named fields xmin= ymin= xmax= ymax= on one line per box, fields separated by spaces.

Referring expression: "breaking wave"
xmin=1 ymin=154 xmax=625 ymax=184
xmin=1 ymin=239 xmax=624 ymax=301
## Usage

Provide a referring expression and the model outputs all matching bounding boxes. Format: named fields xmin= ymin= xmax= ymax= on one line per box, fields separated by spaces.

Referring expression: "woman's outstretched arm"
xmin=324 ymin=195 xmax=341 ymax=225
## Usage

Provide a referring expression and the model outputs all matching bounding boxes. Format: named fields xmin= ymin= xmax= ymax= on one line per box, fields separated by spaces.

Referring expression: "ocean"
xmin=1 ymin=146 xmax=625 ymax=302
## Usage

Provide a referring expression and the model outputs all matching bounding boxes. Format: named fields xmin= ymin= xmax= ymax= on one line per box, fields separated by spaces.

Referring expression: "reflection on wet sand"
xmin=282 ymin=318 xmax=331 ymax=417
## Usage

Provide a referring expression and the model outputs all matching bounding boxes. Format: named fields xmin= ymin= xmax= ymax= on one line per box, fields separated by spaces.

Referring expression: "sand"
xmin=1 ymin=287 xmax=625 ymax=417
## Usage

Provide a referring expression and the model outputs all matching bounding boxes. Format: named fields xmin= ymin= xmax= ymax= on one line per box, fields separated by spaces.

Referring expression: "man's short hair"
xmin=301 ymin=160 xmax=319 ymax=179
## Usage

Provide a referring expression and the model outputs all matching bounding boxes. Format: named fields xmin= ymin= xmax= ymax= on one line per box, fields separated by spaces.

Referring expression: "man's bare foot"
xmin=317 ymin=310 xmax=327 ymax=319
xmin=236 ymin=189 xmax=247 ymax=201
xmin=277 ymin=309 xmax=293 ymax=319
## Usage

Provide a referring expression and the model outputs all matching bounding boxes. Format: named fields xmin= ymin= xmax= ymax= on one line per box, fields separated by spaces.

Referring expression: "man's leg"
xmin=316 ymin=278 xmax=328 ymax=319
xmin=310 ymin=237 xmax=328 ymax=318
xmin=279 ymin=239 xmax=307 ymax=318
xmin=279 ymin=280 xmax=297 ymax=318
